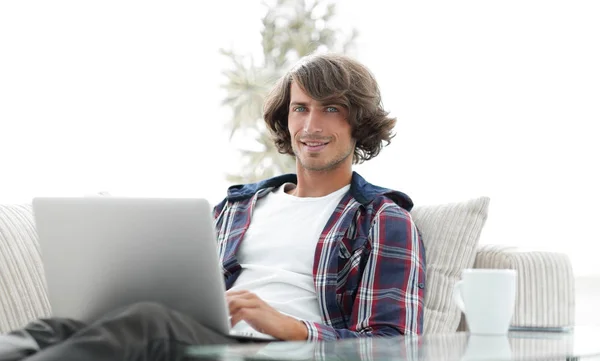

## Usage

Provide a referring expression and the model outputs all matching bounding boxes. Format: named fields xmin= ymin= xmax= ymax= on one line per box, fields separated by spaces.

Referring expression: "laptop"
xmin=32 ymin=197 xmax=275 ymax=341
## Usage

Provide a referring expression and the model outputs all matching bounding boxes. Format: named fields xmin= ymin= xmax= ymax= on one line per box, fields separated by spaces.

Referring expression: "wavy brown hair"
xmin=263 ymin=53 xmax=396 ymax=164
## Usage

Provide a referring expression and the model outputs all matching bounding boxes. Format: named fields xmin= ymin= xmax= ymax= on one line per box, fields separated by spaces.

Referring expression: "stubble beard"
xmin=293 ymin=143 xmax=355 ymax=172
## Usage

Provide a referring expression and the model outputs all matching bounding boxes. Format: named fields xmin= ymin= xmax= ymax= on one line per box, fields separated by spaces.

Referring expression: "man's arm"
xmin=303 ymin=202 xmax=426 ymax=341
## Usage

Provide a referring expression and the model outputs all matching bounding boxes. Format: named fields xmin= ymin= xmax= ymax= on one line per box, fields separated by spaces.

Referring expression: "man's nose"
xmin=303 ymin=111 xmax=323 ymax=133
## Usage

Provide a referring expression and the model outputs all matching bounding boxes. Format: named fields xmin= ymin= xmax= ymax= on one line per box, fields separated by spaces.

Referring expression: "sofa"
xmin=0 ymin=197 xmax=575 ymax=335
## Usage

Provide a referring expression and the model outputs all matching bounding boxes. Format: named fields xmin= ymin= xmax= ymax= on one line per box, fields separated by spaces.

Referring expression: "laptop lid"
xmin=32 ymin=197 xmax=232 ymax=335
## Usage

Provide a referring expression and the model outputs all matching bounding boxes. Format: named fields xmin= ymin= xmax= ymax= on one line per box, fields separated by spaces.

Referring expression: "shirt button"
xmin=418 ymin=283 xmax=425 ymax=289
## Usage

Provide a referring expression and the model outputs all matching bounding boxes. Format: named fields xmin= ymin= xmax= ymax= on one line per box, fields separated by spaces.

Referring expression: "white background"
xmin=1 ymin=1 xmax=599 ymax=275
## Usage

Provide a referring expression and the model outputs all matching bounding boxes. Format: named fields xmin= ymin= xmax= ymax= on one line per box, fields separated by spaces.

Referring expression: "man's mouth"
xmin=301 ymin=141 xmax=329 ymax=152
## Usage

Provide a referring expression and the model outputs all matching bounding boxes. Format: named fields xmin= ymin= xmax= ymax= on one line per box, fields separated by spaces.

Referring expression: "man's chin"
xmin=299 ymin=160 xmax=338 ymax=173
xmin=295 ymin=150 xmax=352 ymax=173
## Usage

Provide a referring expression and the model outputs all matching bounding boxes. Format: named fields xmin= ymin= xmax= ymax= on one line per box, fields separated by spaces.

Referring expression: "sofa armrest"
xmin=458 ymin=244 xmax=575 ymax=331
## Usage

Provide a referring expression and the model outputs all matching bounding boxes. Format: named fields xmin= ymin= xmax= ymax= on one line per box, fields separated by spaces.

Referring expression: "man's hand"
xmin=226 ymin=290 xmax=308 ymax=341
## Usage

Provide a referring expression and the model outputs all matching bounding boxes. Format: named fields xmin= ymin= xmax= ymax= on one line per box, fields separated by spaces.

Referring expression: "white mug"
xmin=454 ymin=269 xmax=517 ymax=335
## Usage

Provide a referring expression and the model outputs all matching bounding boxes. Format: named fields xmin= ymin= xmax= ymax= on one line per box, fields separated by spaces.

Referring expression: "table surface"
xmin=183 ymin=326 xmax=600 ymax=361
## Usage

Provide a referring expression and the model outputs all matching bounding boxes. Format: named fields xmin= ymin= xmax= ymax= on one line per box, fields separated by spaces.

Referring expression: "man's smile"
xmin=301 ymin=140 xmax=329 ymax=152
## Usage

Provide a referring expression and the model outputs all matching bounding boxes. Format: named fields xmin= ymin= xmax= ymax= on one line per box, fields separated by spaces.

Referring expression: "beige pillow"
xmin=411 ymin=197 xmax=491 ymax=334
xmin=0 ymin=204 xmax=51 ymax=333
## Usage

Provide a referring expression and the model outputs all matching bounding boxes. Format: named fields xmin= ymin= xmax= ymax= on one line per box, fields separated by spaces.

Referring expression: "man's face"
xmin=288 ymin=82 xmax=355 ymax=172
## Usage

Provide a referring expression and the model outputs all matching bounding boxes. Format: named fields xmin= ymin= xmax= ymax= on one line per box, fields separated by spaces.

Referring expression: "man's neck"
xmin=291 ymin=165 xmax=353 ymax=198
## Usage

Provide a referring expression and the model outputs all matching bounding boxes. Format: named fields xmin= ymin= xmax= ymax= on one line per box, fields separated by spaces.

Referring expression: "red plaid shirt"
xmin=213 ymin=172 xmax=426 ymax=341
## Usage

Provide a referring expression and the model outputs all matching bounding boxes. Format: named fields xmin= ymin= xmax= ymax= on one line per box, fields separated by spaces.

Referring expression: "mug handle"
xmin=453 ymin=280 xmax=465 ymax=312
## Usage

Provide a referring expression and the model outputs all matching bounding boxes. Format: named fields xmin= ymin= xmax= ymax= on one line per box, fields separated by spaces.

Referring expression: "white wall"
xmin=345 ymin=1 xmax=600 ymax=275
xmin=0 ymin=0 xmax=260 ymax=205
xmin=1 ymin=1 xmax=598 ymax=275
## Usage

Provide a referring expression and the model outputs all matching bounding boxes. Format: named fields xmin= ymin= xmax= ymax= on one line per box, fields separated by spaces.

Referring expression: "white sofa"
xmin=0 ymin=198 xmax=575 ymax=334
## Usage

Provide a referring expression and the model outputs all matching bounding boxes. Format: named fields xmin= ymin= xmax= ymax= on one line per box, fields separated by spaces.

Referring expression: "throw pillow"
xmin=410 ymin=196 xmax=491 ymax=334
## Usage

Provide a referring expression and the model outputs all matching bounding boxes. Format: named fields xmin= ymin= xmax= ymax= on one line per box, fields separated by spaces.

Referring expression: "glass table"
xmin=183 ymin=327 xmax=600 ymax=361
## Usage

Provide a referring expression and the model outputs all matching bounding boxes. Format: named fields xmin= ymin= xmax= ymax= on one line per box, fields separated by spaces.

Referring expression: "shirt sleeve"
xmin=302 ymin=202 xmax=426 ymax=341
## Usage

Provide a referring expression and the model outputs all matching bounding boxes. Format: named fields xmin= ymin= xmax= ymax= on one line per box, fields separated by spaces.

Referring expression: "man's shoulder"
xmin=350 ymin=172 xmax=414 ymax=213
xmin=367 ymin=194 xmax=412 ymax=215
xmin=353 ymin=195 xmax=413 ymax=233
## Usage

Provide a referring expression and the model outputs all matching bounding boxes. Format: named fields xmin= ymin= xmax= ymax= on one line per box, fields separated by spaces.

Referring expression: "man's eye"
xmin=325 ymin=106 xmax=339 ymax=113
xmin=294 ymin=106 xmax=306 ymax=112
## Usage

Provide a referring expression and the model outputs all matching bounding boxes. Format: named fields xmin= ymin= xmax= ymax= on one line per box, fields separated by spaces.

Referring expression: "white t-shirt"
xmin=229 ymin=183 xmax=351 ymax=334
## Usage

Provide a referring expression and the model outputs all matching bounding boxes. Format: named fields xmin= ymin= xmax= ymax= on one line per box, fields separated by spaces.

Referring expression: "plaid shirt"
xmin=213 ymin=172 xmax=426 ymax=341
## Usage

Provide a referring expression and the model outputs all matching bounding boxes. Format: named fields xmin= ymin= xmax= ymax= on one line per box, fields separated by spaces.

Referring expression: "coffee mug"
xmin=454 ymin=269 xmax=517 ymax=335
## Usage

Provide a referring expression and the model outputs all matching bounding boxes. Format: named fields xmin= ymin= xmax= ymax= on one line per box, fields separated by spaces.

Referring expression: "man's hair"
xmin=263 ymin=53 xmax=396 ymax=164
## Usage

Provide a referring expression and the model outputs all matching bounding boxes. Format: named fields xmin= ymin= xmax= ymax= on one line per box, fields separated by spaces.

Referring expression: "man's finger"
xmin=230 ymin=310 xmax=244 ymax=327
xmin=230 ymin=308 xmax=261 ymax=330
xmin=226 ymin=290 xmax=259 ymax=301
xmin=228 ymin=297 xmax=259 ymax=314
xmin=226 ymin=290 xmax=260 ymax=301
xmin=225 ymin=293 xmax=258 ymax=306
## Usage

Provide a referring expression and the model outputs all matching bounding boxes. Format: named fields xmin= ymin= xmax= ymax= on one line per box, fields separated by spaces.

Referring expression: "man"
xmin=3 ymin=53 xmax=426 ymax=360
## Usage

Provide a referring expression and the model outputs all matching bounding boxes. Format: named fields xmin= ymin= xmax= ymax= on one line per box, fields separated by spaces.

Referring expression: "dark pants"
xmin=2 ymin=302 xmax=242 ymax=361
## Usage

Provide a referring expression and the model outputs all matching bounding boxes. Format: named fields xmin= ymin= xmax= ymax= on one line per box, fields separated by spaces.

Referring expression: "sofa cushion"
xmin=0 ymin=204 xmax=51 ymax=333
xmin=410 ymin=196 xmax=490 ymax=334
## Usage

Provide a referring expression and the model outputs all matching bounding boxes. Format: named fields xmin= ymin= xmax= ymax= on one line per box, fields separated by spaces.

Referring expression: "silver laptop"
xmin=32 ymin=197 xmax=274 ymax=341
